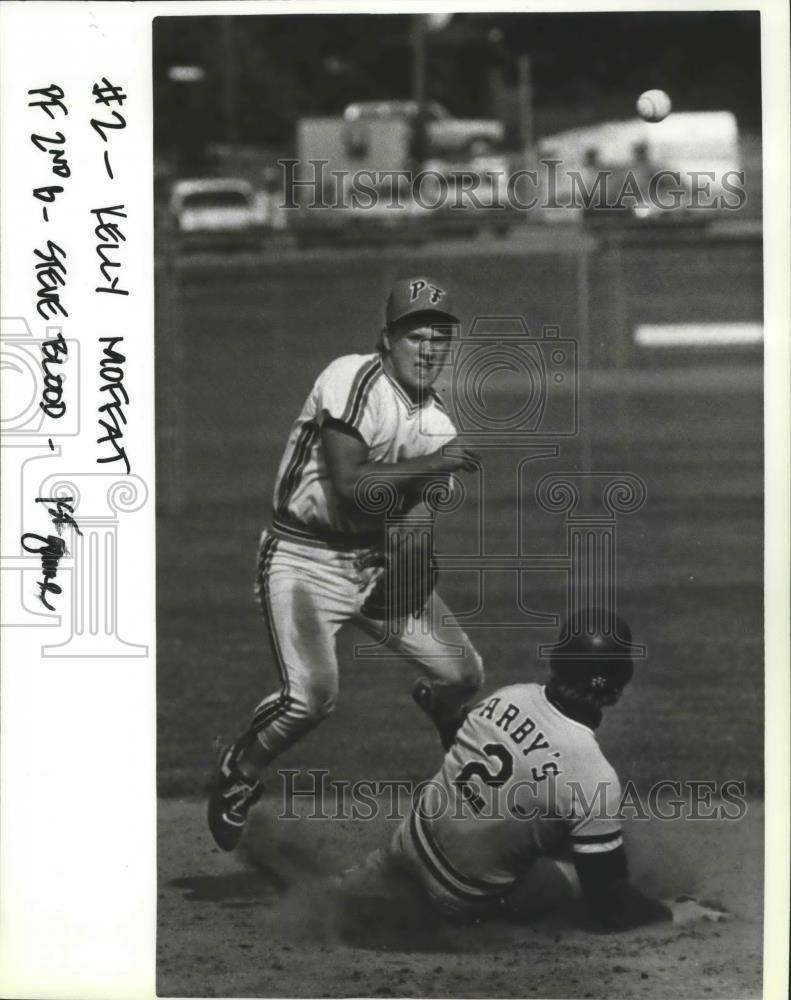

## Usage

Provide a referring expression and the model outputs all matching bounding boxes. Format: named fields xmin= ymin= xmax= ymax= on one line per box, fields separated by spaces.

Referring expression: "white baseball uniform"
xmin=382 ymin=682 xmax=623 ymax=915
xmin=246 ymin=352 xmax=484 ymax=765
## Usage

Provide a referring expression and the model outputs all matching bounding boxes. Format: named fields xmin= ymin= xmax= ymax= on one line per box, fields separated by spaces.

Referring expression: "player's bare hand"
xmin=438 ymin=440 xmax=479 ymax=473
xmin=663 ymin=896 xmax=730 ymax=925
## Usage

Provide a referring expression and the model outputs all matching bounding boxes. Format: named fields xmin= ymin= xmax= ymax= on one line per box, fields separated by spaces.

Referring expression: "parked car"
xmin=169 ymin=178 xmax=264 ymax=242
xmin=343 ymin=100 xmax=504 ymax=158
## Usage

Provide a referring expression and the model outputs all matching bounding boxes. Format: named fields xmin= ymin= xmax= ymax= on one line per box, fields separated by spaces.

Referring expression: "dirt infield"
xmin=157 ymin=795 xmax=762 ymax=998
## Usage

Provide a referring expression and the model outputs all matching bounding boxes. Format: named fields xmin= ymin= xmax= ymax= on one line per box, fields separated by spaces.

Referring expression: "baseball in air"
xmin=636 ymin=89 xmax=672 ymax=122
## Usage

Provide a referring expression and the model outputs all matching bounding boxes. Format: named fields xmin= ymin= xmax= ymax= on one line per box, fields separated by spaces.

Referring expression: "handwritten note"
xmin=20 ymin=74 xmax=134 ymax=607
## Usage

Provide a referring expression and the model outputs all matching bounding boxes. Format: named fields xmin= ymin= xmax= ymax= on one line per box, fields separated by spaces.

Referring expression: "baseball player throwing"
xmin=208 ymin=277 xmax=484 ymax=851
xmin=337 ymin=607 xmax=728 ymax=930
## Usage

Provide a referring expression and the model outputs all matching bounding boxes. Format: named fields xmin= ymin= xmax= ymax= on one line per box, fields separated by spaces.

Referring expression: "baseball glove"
xmin=360 ymin=528 xmax=437 ymax=622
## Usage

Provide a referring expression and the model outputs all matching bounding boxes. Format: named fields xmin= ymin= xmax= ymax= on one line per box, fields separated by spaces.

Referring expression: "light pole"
xmin=220 ymin=16 xmax=239 ymax=146
xmin=410 ymin=15 xmax=427 ymax=165
xmin=517 ymin=54 xmax=535 ymax=159
xmin=167 ymin=65 xmax=207 ymax=171
xmin=410 ymin=14 xmax=426 ymax=108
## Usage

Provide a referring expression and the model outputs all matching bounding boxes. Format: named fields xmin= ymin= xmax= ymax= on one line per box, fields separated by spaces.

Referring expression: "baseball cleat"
xmin=412 ymin=677 xmax=434 ymax=716
xmin=411 ymin=678 xmax=469 ymax=751
xmin=207 ymin=744 xmax=263 ymax=851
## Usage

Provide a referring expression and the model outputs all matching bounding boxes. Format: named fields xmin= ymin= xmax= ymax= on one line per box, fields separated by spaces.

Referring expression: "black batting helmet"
xmin=549 ymin=606 xmax=634 ymax=705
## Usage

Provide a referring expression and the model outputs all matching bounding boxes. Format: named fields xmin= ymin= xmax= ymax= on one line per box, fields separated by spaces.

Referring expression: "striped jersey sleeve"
xmin=568 ymin=758 xmax=623 ymax=856
xmin=314 ymin=354 xmax=383 ymax=447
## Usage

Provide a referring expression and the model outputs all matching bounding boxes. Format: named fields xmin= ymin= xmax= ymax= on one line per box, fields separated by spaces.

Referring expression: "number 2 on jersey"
xmin=453 ymin=742 xmax=514 ymax=815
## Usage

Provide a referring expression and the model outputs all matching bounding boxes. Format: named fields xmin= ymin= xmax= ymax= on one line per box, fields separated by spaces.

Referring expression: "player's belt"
xmin=270 ymin=512 xmax=383 ymax=552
